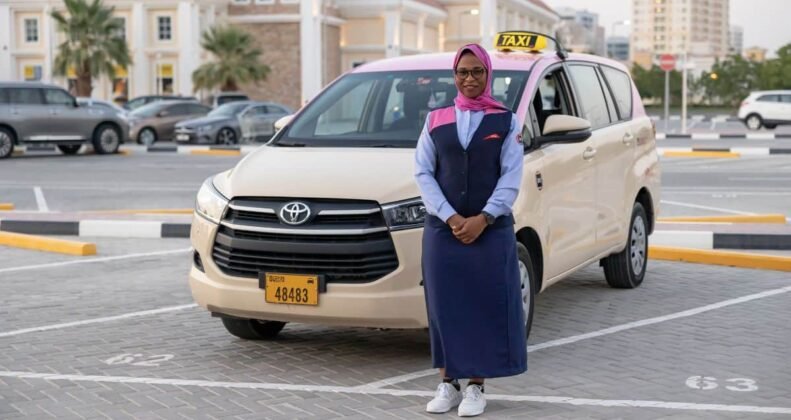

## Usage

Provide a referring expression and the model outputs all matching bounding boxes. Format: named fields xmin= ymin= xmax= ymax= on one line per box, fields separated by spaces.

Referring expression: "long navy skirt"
xmin=422 ymin=215 xmax=527 ymax=379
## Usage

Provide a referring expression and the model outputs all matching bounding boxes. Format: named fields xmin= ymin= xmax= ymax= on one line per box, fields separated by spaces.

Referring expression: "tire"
xmin=745 ymin=114 xmax=763 ymax=130
xmin=216 ymin=127 xmax=238 ymax=145
xmin=516 ymin=243 xmax=536 ymax=340
xmin=93 ymin=124 xmax=121 ymax=154
xmin=137 ymin=127 xmax=157 ymax=146
xmin=602 ymin=202 xmax=648 ymax=289
xmin=57 ymin=145 xmax=82 ymax=155
xmin=0 ymin=127 xmax=14 ymax=159
xmin=221 ymin=317 xmax=286 ymax=340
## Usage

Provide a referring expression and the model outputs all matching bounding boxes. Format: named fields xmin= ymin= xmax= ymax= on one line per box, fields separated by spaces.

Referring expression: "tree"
xmin=192 ymin=26 xmax=270 ymax=93
xmin=631 ymin=64 xmax=682 ymax=106
xmin=51 ymin=0 xmax=131 ymax=97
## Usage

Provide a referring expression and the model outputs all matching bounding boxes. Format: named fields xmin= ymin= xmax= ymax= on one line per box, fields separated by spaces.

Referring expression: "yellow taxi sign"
xmin=494 ymin=32 xmax=549 ymax=52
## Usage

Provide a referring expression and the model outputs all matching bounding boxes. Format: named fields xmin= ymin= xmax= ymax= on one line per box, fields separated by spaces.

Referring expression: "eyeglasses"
xmin=454 ymin=68 xmax=486 ymax=80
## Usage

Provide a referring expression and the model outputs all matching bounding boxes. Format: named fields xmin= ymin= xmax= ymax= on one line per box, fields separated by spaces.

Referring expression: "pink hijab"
xmin=453 ymin=44 xmax=507 ymax=112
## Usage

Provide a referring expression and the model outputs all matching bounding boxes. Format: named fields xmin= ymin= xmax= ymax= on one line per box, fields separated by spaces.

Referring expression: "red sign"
xmin=659 ymin=54 xmax=676 ymax=72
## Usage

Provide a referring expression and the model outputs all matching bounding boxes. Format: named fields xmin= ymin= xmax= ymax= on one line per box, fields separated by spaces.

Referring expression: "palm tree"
xmin=193 ymin=26 xmax=270 ymax=93
xmin=51 ymin=0 xmax=131 ymax=97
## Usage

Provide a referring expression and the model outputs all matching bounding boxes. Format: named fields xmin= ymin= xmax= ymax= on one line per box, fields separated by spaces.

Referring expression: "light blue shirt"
xmin=414 ymin=108 xmax=524 ymax=223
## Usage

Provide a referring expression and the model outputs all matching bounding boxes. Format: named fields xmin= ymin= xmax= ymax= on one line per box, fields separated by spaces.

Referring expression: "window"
xmin=568 ymin=65 xmax=612 ymax=129
xmin=782 ymin=95 xmax=791 ymax=103
xmin=8 ymin=88 xmax=44 ymax=105
xmin=24 ymin=18 xmax=38 ymax=43
xmin=757 ymin=95 xmax=779 ymax=103
xmin=188 ymin=104 xmax=209 ymax=115
xmin=157 ymin=16 xmax=172 ymax=41
xmin=0 ymin=89 xmax=8 ymax=104
xmin=44 ymin=89 xmax=74 ymax=106
xmin=601 ymin=67 xmax=633 ymax=120
xmin=531 ymin=69 xmax=574 ymax=135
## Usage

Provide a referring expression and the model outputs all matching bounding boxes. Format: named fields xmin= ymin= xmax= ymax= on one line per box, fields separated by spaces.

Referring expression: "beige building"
xmin=743 ymin=46 xmax=767 ymax=63
xmin=631 ymin=0 xmax=729 ymax=70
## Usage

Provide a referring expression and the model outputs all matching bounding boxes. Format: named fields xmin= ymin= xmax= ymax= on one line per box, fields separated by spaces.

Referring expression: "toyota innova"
xmin=188 ymin=32 xmax=661 ymax=340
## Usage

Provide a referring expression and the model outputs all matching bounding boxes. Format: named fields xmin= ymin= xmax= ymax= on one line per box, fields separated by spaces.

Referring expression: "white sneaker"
xmin=458 ymin=384 xmax=486 ymax=417
xmin=426 ymin=382 xmax=462 ymax=414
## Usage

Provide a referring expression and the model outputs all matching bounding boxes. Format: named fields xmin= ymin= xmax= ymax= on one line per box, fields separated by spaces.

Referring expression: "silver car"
xmin=174 ymin=101 xmax=291 ymax=145
xmin=0 ymin=82 xmax=128 ymax=158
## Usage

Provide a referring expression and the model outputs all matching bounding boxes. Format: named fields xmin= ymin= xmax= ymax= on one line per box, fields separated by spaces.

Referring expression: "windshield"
xmin=217 ymin=95 xmax=248 ymax=106
xmin=130 ymin=102 xmax=168 ymax=118
xmin=277 ymin=70 xmax=528 ymax=147
xmin=209 ymin=102 xmax=250 ymax=117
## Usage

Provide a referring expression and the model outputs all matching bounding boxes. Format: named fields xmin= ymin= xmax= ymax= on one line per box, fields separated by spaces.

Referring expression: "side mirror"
xmin=274 ymin=114 xmax=294 ymax=131
xmin=535 ymin=115 xmax=592 ymax=147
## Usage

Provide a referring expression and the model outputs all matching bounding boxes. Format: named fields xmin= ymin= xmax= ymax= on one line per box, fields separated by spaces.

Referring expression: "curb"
xmin=0 ymin=220 xmax=190 ymax=238
xmin=12 ymin=144 xmax=260 ymax=156
xmin=658 ymin=147 xmax=791 ymax=157
xmin=656 ymin=133 xmax=791 ymax=140
xmin=0 ymin=203 xmax=14 ymax=210
xmin=658 ymin=214 xmax=788 ymax=224
xmin=649 ymin=246 xmax=791 ymax=272
xmin=651 ymin=230 xmax=791 ymax=250
xmin=0 ymin=231 xmax=96 ymax=256
xmin=79 ymin=209 xmax=193 ymax=215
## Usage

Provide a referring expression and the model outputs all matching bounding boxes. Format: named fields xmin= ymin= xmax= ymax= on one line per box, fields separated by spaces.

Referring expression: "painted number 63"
xmin=686 ymin=376 xmax=758 ymax=392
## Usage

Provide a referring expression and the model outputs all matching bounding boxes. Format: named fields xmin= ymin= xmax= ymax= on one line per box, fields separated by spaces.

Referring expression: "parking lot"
xmin=2 ymin=150 xmax=791 ymax=419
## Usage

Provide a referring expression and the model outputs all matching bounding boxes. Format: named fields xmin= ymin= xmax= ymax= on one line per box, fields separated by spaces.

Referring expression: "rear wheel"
xmin=0 ymin=127 xmax=14 ymax=159
xmin=602 ymin=202 xmax=648 ymax=289
xmin=57 ymin=145 xmax=82 ymax=155
xmin=745 ymin=114 xmax=763 ymax=130
xmin=516 ymin=243 xmax=536 ymax=340
xmin=221 ymin=317 xmax=286 ymax=340
xmin=216 ymin=128 xmax=238 ymax=145
xmin=93 ymin=124 xmax=121 ymax=154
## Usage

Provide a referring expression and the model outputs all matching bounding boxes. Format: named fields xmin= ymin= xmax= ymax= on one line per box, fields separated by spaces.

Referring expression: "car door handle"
xmin=622 ymin=132 xmax=635 ymax=145
xmin=583 ymin=147 xmax=597 ymax=160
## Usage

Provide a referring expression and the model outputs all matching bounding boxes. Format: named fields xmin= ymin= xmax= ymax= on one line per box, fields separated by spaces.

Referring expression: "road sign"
xmin=660 ymin=54 xmax=676 ymax=72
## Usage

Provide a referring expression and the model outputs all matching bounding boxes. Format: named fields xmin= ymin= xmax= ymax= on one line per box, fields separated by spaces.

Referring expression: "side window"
xmin=601 ymin=67 xmax=633 ymax=120
xmin=0 ymin=88 xmax=8 ymax=104
xmin=529 ymin=68 xmax=575 ymax=136
xmin=44 ymin=89 xmax=74 ymax=106
xmin=781 ymin=95 xmax=791 ymax=103
xmin=757 ymin=95 xmax=779 ymax=103
xmin=568 ymin=65 xmax=611 ymax=129
xmin=8 ymin=88 xmax=44 ymax=105
xmin=189 ymin=104 xmax=208 ymax=114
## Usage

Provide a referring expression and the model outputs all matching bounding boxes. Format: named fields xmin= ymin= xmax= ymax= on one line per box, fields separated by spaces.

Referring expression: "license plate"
xmin=176 ymin=134 xmax=190 ymax=141
xmin=263 ymin=273 xmax=320 ymax=305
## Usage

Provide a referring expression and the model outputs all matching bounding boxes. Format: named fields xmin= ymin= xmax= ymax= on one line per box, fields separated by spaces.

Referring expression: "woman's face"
xmin=455 ymin=52 xmax=487 ymax=99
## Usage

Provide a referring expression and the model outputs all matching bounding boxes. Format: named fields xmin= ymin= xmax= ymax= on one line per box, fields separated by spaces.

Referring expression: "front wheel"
xmin=0 ymin=127 xmax=14 ymax=159
xmin=602 ymin=202 xmax=648 ymax=289
xmin=221 ymin=317 xmax=286 ymax=340
xmin=516 ymin=243 xmax=536 ymax=340
xmin=745 ymin=114 xmax=763 ymax=130
xmin=93 ymin=124 xmax=121 ymax=154
xmin=216 ymin=128 xmax=238 ymax=145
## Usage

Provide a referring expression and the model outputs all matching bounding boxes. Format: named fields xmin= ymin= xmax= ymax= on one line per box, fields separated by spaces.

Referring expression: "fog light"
xmin=193 ymin=251 xmax=205 ymax=272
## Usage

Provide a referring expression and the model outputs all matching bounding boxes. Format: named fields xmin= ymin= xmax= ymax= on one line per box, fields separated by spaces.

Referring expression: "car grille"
xmin=211 ymin=198 xmax=399 ymax=283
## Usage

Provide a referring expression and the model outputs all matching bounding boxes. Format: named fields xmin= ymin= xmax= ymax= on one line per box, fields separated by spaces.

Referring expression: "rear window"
xmin=8 ymin=88 xmax=44 ymax=105
xmin=568 ymin=65 xmax=611 ymax=129
xmin=601 ymin=67 xmax=633 ymax=120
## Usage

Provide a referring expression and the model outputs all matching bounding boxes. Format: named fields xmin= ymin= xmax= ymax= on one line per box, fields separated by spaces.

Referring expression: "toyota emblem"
xmin=280 ymin=202 xmax=311 ymax=225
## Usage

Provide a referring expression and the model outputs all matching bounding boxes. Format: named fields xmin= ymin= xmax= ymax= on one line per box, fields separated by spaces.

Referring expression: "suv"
xmin=188 ymin=32 xmax=660 ymax=340
xmin=738 ymin=90 xmax=791 ymax=130
xmin=0 ymin=82 xmax=127 ymax=158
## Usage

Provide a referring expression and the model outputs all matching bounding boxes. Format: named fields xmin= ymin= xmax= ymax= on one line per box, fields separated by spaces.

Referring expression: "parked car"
xmin=123 ymin=95 xmax=198 ymax=111
xmin=0 ymin=82 xmax=127 ymax=158
xmin=128 ymin=101 xmax=211 ymax=145
xmin=738 ymin=90 xmax=791 ymax=130
xmin=208 ymin=92 xmax=250 ymax=108
xmin=174 ymin=101 xmax=292 ymax=145
xmin=77 ymin=97 xmax=128 ymax=117
xmin=188 ymin=31 xmax=660 ymax=340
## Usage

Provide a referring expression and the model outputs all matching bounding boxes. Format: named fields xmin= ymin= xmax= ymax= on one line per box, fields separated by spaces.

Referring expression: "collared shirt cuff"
xmin=482 ymin=204 xmax=506 ymax=219
xmin=437 ymin=204 xmax=457 ymax=223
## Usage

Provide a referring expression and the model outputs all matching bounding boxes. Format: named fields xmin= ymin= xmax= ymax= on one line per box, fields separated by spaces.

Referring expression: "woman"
xmin=414 ymin=44 xmax=526 ymax=417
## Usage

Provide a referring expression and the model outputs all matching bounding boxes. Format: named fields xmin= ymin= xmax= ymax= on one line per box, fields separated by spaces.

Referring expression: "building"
xmin=555 ymin=7 xmax=604 ymax=56
xmin=729 ymin=25 xmax=743 ymax=56
xmin=606 ymin=36 xmax=630 ymax=62
xmin=0 ymin=0 xmax=225 ymax=101
xmin=743 ymin=46 xmax=767 ymax=62
xmin=631 ymin=0 xmax=729 ymax=70
xmin=0 ymin=0 xmax=558 ymax=109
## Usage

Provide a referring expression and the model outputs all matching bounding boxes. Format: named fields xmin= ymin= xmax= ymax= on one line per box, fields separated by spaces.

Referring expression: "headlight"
xmin=195 ymin=176 xmax=229 ymax=224
xmin=381 ymin=198 xmax=427 ymax=231
xmin=198 ymin=125 xmax=213 ymax=133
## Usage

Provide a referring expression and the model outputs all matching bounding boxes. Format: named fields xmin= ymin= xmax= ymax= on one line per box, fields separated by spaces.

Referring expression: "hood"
xmin=219 ymin=146 xmax=420 ymax=204
xmin=177 ymin=115 xmax=231 ymax=128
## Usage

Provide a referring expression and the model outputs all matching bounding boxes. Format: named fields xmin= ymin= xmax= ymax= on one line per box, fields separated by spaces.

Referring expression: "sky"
xmin=544 ymin=0 xmax=791 ymax=57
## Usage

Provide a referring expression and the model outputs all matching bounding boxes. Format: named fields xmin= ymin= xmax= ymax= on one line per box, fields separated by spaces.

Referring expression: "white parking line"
xmin=0 ymin=304 xmax=197 ymax=338
xmin=33 ymin=186 xmax=49 ymax=212
xmin=362 ymin=285 xmax=791 ymax=389
xmin=0 ymin=247 xmax=192 ymax=274
xmin=0 ymin=371 xmax=789 ymax=415
xmin=660 ymin=200 xmax=755 ymax=215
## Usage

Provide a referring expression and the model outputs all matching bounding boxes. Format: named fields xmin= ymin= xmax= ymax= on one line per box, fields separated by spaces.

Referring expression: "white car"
xmin=738 ymin=90 xmax=791 ymax=130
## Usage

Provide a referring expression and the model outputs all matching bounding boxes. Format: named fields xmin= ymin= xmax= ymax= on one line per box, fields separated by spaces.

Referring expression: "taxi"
xmin=188 ymin=32 xmax=661 ymax=340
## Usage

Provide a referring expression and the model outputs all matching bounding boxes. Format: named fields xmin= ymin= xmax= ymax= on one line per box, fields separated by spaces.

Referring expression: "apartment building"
xmin=631 ymin=0 xmax=729 ymax=69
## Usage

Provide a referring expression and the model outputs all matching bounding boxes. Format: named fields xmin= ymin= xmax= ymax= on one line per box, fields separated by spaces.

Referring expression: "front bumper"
xmin=174 ymin=128 xmax=213 ymax=144
xmin=188 ymin=214 xmax=428 ymax=329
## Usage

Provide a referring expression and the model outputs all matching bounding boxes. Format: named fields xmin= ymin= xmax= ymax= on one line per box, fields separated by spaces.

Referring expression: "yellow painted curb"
xmin=190 ymin=150 xmax=241 ymax=156
xmin=658 ymin=214 xmax=788 ymax=224
xmin=0 ymin=232 xmax=97 ymax=256
xmin=0 ymin=203 xmax=14 ymax=210
xmin=649 ymin=246 xmax=791 ymax=272
xmin=81 ymin=208 xmax=193 ymax=215
xmin=663 ymin=151 xmax=740 ymax=158
xmin=118 ymin=150 xmax=131 ymax=156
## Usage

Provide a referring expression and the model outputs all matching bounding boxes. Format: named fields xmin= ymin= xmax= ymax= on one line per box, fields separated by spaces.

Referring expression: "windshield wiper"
xmin=275 ymin=142 xmax=306 ymax=147
xmin=370 ymin=144 xmax=407 ymax=148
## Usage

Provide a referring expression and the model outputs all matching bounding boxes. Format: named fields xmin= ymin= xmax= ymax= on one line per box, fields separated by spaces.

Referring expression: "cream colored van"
xmin=188 ymin=33 xmax=660 ymax=340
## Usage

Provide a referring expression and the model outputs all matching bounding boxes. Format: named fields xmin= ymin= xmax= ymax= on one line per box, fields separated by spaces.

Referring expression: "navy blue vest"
xmin=428 ymin=107 xmax=513 ymax=220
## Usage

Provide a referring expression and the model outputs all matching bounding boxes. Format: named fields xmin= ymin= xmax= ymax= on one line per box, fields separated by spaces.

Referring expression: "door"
xmin=157 ymin=104 xmax=190 ymax=140
xmin=240 ymin=105 xmax=275 ymax=140
xmin=6 ymin=88 xmax=47 ymax=141
xmin=530 ymin=67 xmax=598 ymax=278
xmin=780 ymin=94 xmax=791 ymax=122
xmin=44 ymin=88 xmax=87 ymax=140
xmin=756 ymin=94 xmax=781 ymax=121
